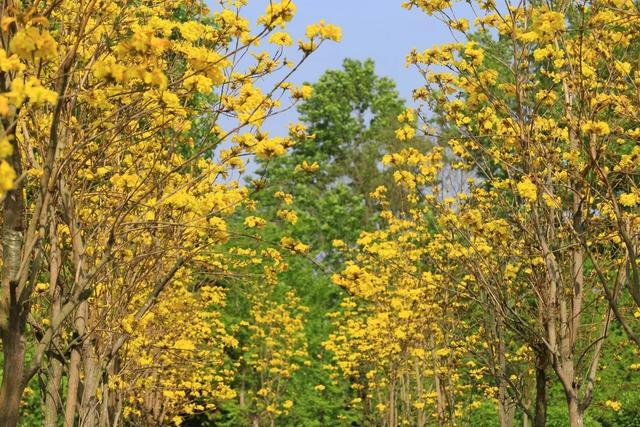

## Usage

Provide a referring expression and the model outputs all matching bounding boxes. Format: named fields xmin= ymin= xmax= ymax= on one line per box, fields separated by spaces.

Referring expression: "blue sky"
xmin=216 ymin=0 xmax=467 ymax=136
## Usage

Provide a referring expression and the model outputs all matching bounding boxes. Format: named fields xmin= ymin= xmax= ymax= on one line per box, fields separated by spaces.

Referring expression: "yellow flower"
xmin=280 ymin=237 xmax=309 ymax=254
xmin=449 ymin=18 xmax=469 ymax=32
xmin=517 ymin=177 xmax=538 ymax=202
xmin=269 ymin=32 xmax=293 ymax=46
xmin=275 ymin=191 xmax=294 ymax=205
xmin=183 ymin=75 xmax=213 ymax=93
xmin=10 ymin=27 xmax=58 ymax=60
xmin=306 ymin=20 xmax=342 ymax=42
xmin=23 ymin=77 xmax=58 ymax=105
xmin=291 ymin=84 xmax=313 ymax=100
xmin=0 ymin=160 xmax=16 ymax=193
xmin=35 ymin=282 xmax=49 ymax=293
xmin=173 ymin=339 xmax=196 ymax=351
xmin=0 ymin=96 xmax=9 ymax=116
xmin=277 ymin=209 xmax=298 ymax=224
xmin=294 ymin=160 xmax=320 ymax=173
xmin=619 ymin=192 xmax=638 ymax=207
xmin=395 ymin=124 xmax=416 ymax=141
xmin=332 ymin=239 xmax=346 ymax=248
xmin=0 ymin=138 xmax=12 ymax=158
xmin=604 ymin=400 xmax=621 ymax=411
xmin=581 ymin=120 xmax=610 ymax=136
xmin=244 ymin=216 xmax=267 ymax=228
xmin=0 ymin=49 xmax=23 ymax=72
xmin=615 ymin=60 xmax=632 ymax=75
xmin=258 ymin=1 xmax=297 ymax=28
xmin=255 ymin=137 xmax=287 ymax=158
xmin=542 ymin=193 xmax=561 ymax=209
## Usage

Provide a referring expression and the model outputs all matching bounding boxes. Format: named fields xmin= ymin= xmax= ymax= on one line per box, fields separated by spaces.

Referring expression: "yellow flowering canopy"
xmin=0 ymin=0 xmax=340 ymax=425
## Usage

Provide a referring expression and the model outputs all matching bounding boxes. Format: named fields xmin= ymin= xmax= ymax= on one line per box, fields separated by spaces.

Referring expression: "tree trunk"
xmin=44 ymin=357 xmax=63 ymax=427
xmin=534 ymin=350 xmax=548 ymax=427
xmin=0 ymin=115 xmax=27 ymax=427
xmin=64 ymin=346 xmax=81 ymax=427
xmin=64 ymin=301 xmax=88 ymax=427
xmin=432 ymin=360 xmax=446 ymax=426
xmin=414 ymin=360 xmax=425 ymax=427
xmin=567 ymin=394 xmax=583 ymax=427
xmin=0 ymin=325 xmax=26 ymax=427
xmin=498 ymin=386 xmax=515 ymax=427
xmin=99 ymin=376 xmax=110 ymax=427
xmin=389 ymin=375 xmax=397 ymax=427
xmin=496 ymin=316 xmax=514 ymax=427
xmin=79 ymin=338 xmax=100 ymax=427
xmin=44 ymin=226 xmax=63 ymax=427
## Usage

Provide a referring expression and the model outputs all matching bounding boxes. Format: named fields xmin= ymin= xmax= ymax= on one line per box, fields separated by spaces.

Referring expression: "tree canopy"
xmin=2 ymin=1 xmax=640 ymax=427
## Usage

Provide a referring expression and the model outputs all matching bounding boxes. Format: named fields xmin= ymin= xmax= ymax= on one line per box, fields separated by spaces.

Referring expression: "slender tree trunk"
xmin=0 ymin=325 xmax=26 ymax=427
xmin=534 ymin=349 xmax=548 ymax=427
xmin=44 ymin=358 xmax=62 ymax=427
xmin=497 ymin=378 xmax=515 ymax=427
xmin=566 ymin=393 xmax=584 ymax=427
xmin=496 ymin=317 xmax=514 ymax=427
xmin=239 ymin=384 xmax=245 ymax=408
xmin=44 ymin=357 xmax=63 ymax=427
xmin=99 ymin=376 xmax=110 ymax=427
xmin=389 ymin=375 xmax=397 ymax=427
xmin=64 ymin=344 xmax=81 ymax=427
xmin=0 ymin=113 xmax=27 ymax=427
xmin=432 ymin=344 xmax=446 ymax=427
xmin=64 ymin=301 xmax=88 ymax=427
xmin=415 ymin=360 xmax=425 ymax=427
xmin=112 ymin=394 xmax=123 ymax=427
xmin=44 ymin=221 xmax=63 ymax=427
xmin=79 ymin=338 xmax=100 ymax=427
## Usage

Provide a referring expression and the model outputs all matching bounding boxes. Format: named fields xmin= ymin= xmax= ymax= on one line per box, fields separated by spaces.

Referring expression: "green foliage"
xmin=257 ymin=58 xmax=413 ymax=231
xmin=210 ymin=59 xmax=409 ymax=426
xmin=459 ymin=401 xmax=499 ymax=427
xmin=295 ymin=58 xmax=404 ymax=161
xmin=17 ymin=379 xmax=44 ymax=427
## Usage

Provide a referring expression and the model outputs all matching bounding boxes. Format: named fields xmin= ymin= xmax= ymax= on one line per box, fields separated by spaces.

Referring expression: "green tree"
xmin=258 ymin=58 xmax=422 ymax=262
xmin=213 ymin=58 xmax=412 ymax=426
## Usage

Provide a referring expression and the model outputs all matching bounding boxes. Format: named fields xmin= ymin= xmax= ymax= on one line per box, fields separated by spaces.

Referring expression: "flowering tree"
xmin=326 ymin=1 xmax=640 ymax=426
xmin=0 ymin=0 xmax=340 ymax=425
